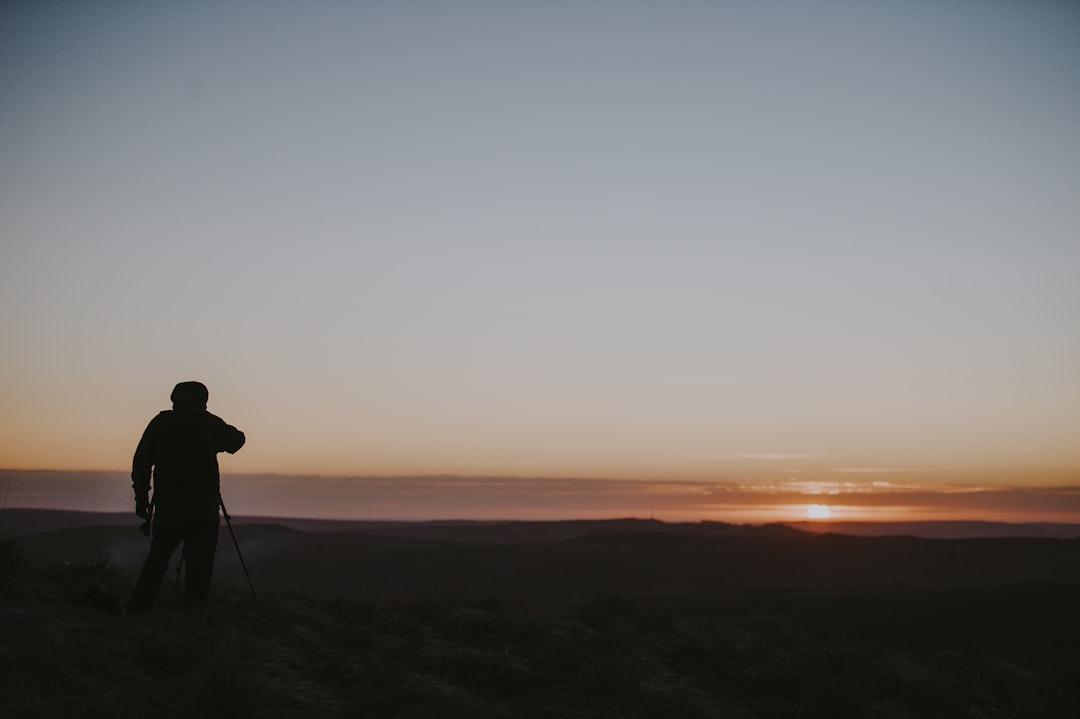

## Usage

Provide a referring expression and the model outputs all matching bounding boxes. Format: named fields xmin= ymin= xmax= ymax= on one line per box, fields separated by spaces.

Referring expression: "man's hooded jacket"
xmin=132 ymin=384 xmax=245 ymax=525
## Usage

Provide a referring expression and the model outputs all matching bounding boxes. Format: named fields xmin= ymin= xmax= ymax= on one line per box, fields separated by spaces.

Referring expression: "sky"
xmin=1 ymin=1 xmax=1078 ymax=522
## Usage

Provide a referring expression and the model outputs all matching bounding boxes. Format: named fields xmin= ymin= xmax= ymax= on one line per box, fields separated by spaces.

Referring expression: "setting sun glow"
xmin=1 ymin=2 xmax=1078 ymax=528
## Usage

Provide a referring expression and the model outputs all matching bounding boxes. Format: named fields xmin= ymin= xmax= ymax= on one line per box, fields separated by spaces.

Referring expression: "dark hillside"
xmin=5 ymin=511 xmax=1080 ymax=601
xmin=216 ymin=525 xmax=1080 ymax=600
xmin=2 ymin=532 xmax=1079 ymax=718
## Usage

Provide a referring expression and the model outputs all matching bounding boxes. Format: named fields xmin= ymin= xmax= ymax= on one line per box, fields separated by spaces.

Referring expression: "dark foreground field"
xmin=3 ymin=511 xmax=1080 ymax=718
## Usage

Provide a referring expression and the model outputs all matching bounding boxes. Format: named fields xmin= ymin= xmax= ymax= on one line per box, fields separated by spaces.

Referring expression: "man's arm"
xmin=131 ymin=416 xmax=159 ymax=519
xmin=206 ymin=413 xmax=245 ymax=454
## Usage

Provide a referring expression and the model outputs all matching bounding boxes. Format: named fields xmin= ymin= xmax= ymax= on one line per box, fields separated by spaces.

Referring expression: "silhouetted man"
xmin=127 ymin=381 xmax=245 ymax=614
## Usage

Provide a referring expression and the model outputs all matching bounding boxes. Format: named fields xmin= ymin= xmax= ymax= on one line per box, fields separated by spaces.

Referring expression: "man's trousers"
xmin=127 ymin=520 xmax=219 ymax=614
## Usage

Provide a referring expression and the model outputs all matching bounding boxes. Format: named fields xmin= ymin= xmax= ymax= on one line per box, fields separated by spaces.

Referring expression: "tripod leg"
xmin=219 ymin=495 xmax=259 ymax=610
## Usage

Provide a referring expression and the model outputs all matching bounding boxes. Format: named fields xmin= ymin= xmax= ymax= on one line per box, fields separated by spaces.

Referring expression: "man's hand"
xmin=136 ymin=497 xmax=151 ymax=520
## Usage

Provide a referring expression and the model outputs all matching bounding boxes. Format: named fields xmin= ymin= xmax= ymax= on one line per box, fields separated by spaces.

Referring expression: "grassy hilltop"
xmin=2 ymin=517 xmax=1080 ymax=718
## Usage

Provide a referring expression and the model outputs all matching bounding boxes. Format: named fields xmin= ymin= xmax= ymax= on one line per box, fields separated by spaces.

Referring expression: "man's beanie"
xmin=171 ymin=381 xmax=209 ymax=408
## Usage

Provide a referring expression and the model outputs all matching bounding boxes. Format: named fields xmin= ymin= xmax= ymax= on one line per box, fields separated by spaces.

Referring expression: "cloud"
xmin=691 ymin=453 xmax=828 ymax=461
xmin=831 ymin=467 xmax=931 ymax=474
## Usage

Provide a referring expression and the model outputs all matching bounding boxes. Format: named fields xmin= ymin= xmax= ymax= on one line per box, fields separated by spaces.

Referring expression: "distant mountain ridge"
xmin=783 ymin=520 xmax=1080 ymax=539
xmin=6 ymin=508 xmax=1080 ymax=602
xmin=4 ymin=508 xmax=1080 ymax=540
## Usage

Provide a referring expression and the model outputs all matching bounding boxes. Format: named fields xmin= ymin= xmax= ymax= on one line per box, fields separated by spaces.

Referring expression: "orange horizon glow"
xmin=3 ymin=4 xmax=1079 ymax=530
xmin=3 ymin=426 xmax=1079 ymax=486
xmin=3 ymin=468 xmax=1078 ymax=526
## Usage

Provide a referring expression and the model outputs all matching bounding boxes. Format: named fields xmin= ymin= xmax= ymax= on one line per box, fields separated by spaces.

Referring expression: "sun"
xmin=806 ymin=504 xmax=832 ymax=520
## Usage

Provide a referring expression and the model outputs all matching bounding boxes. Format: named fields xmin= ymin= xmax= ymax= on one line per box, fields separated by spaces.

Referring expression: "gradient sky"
xmin=2 ymin=1 xmax=1078 ymax=519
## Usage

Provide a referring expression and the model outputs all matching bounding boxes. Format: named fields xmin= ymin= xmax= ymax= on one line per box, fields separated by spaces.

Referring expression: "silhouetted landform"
xmin=0 ymin=509 xmax=138 ymax=535
xmin=4 ymin=509 xmax=1080 ymax=716
xmin=784 ymin=519 xmax=1080 ymax=539
xmin=5 ymin=509 xmax=1080 ymax=602
xmin=7 ymin=508 xmax=1080 ymax=538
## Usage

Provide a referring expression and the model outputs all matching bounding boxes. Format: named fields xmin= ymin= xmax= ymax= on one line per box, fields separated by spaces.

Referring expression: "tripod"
xmin=220 ymin=493 xmax=259 ymax=610
xmin=165 ymin=495 xmax=259 ymax=617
